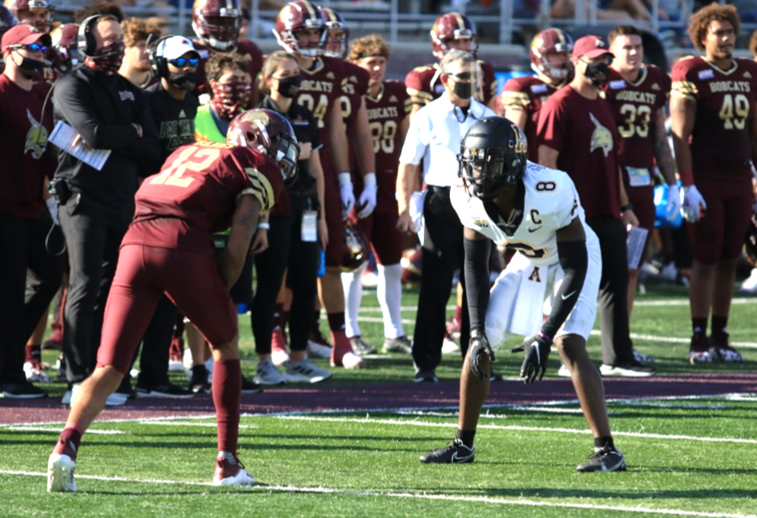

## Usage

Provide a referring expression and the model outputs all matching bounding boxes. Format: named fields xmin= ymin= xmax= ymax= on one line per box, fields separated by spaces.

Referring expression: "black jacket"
xmin=52 ymin=66 xmax=160 ymax=210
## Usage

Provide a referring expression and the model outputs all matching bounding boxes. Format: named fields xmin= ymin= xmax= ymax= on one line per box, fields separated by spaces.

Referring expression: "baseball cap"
xmin=2 ymin=24 xmax=52 ymax=54
xmin=572 ymin=35 xmax=614 ymax=60
xmin=157 ymin=36 xmax=199 ymax=60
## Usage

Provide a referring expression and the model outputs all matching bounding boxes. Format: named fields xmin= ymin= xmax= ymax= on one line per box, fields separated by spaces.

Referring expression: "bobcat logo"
xmin=24 ymin=109 xmax=48 ymax=160
xmin=589 ymin=112 xmax=613 ymax=158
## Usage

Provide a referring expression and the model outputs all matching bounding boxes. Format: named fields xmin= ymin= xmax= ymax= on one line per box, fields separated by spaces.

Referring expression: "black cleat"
xmin=576 ymin=447 xmax=627 ymax=472
xmin=420 ymin=440 xmax=475 ymax=464
xmin=188 ymin=365 xmax=211 ymax=394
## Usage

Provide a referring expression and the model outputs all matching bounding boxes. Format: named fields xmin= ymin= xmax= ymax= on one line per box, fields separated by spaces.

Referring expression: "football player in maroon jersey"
xmin=501 ymin=28 xmax=573 ymax=163
xmin=605 ymin=25 xmax=680 ymax=359
xmin=670 ymin=4 xmax=757 ymax=364
xmin=47 ymin=109 xmax=297 ymax=492
xmin=274 ymin=1 xmax=375 ymax=368
xmin=191 ymin=0 xmax=263 ymax=105
xmin=405 ymin=12 xmax=497 ymax=115
xmin=344 ymin=34 xmax=413 ymax=355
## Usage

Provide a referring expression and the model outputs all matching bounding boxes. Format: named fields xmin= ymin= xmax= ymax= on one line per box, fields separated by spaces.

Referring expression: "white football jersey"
xmin=450 ymin=161 xmax=597 ymax=266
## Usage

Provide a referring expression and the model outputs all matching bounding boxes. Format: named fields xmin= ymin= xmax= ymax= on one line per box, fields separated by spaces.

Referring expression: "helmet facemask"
xmin=458 ymin=147 xmax=508 ymax=201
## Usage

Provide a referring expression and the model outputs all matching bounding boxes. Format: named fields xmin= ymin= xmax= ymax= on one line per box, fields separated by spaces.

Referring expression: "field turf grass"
xmin=0 ymin=278 xmax=755 ymax=517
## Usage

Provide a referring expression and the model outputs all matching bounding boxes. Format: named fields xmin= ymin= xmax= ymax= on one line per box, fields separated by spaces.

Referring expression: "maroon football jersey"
xmin=359 ymin=80 xmax=411 ymax=213
xmin=193 ymin=39 xmax=264 ymax=105
xmin=536 ymin=86 xmax=621 ymax=219
xmin=501 ymin=75 xmax=560 ymax=162
xmin=296 ymin=55 xmax=347 ymax=174
xmin=602 ymin=65 xmax=670 ymax=170
xmin=404 ymin=59 xmax=497 ymax=107
xmin=0 ymin=75 xmax=57 ymax=218
xmin=672 ymin=56 xmax=757 ymax=176
xmin=125 ymin=141 xmax=283 ymax=254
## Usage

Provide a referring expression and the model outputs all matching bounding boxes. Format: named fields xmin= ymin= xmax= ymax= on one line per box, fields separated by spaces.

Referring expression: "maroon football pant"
xmin=97 ymin=245 xmax=237 ymax=374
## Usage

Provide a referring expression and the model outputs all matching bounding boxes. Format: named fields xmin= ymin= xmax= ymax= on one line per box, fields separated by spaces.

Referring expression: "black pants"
xmin=586 ymin=216 xmax=634 ymax=365
xmin=0 ymin=212 xmax=62 ymax=385
xmin=59 ymin=191 xmax=131 ymax=384
xmin=251 ymin=195 xmax=320 ymax=354
xmin=412 ymin=187 xmax=470 ymax=371
xmin=135 ymin=294 xmax=179 ymax=388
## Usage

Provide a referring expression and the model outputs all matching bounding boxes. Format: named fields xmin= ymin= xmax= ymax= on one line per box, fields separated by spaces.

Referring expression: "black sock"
xmin=594 ymin=436 xmax=615 ymax=452
xmin=456 ymin=429 xmax=476 ymax=448
xmin=692 ymin=318 xmax=707 ymax=334
xmin=711 ymin=315 xmax=728 ymax=337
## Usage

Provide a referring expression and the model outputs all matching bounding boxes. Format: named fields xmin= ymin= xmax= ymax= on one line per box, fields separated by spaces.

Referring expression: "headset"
xmin=77 ymin=15 xmax=102 ymax=57
xmin=146 ymin=33 xmax=172 ymax=79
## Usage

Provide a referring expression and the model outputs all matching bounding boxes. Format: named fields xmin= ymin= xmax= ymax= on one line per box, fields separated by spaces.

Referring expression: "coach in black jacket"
xmin=52 ymin=14 xmax=159 ymax=403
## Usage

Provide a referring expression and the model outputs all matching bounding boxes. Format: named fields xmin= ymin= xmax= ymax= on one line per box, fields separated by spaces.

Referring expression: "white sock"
xmin=377 ymin=263 xmax=404 ymax=339
xmin=341 ymin=262 xmax=367 ymax=338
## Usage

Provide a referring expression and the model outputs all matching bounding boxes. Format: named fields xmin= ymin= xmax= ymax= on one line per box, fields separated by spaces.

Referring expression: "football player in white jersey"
xmin=420 ymin=117 xmax=626 ymax=472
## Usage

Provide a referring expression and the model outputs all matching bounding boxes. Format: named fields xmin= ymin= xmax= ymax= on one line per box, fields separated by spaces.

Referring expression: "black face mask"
xmin=276 ymin=74 xmax=301 ymax=98
xmin=15 ymin=52 xmax=47 ymax=80
xmin=452 ymin=79 xmax=473 ymax=100
xmin=168 ymin=71 xmax=197 ymax=90
xmin=584 ymin=62 xmax=609 ymax=86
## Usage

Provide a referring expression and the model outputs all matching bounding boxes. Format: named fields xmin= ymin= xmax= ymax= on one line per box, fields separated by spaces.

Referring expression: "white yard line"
xmin=277 ymin=415 xmax=757 ymax=444
xmin=3 ymin=469 xmax=755 ymax=518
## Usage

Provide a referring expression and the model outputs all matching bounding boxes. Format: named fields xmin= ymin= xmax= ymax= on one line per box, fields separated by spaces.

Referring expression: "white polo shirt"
xmin=399 ymin=92 xmax=495 ymax=188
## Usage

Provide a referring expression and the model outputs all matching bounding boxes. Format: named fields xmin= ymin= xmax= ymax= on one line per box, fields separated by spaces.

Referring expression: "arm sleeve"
xmin=53 ymin=76 xmax=141 ymax=151
xmin=541 ymin=239 xmax=587 ymax=339
xmin=464 ymin=236 xmax=492 ymax=332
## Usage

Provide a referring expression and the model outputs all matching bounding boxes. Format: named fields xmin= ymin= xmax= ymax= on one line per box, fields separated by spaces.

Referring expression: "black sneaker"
xmin=1 ymin=381 xmax=47 ymax=399
xmin=136 ymin=383 xmax=194 ymax=399
xmin=420 ymin=440 xmax=475 ymax=464
xmin=241 ymin=377 xmax=263 ymax=394
xmin=414 ymin=369 xmax=438 ymax=383
xmin=576 ymin=447 xmax=627 ymax=472
xmin=383 ymin=336 xmax=412 ymax=354
xmin=350 ymin=336 xmax=377 ymax=356
xmin=188 ymin=365 xmax=211 ymax=394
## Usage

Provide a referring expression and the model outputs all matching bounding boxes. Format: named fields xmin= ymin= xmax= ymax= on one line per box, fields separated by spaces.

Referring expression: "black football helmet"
xmin=745 ymin=213 xmax=757 ymax=264
xmin=342 ymin=219 xmax=369 ymax=272
xmin=458 ymin=117 xmax=528 ymax=200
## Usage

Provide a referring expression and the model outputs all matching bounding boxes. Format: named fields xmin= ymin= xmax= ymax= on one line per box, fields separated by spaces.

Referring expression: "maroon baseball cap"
xmin=572 ymin=35 xmax=614 ymax=59
xmin=1 ymin=24 xmax=52 ymax=54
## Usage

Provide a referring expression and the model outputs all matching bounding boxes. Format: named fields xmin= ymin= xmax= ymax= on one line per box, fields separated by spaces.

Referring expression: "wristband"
xmin=363 ymin=172 xmax=376 ymax=185
xmin=679 ymin=168 xmax=693 ymax=187
xmin=257 ymin=222 xmax=270 ymax=230
xmin=338 ymin=172 xmax=352 ymax=185
xmin=620 ymin=203 xmax=634 ymax=212
xmin=537 ymin=331 xmax=553 ymax=345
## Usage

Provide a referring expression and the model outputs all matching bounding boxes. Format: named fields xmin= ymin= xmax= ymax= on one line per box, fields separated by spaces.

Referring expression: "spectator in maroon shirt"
xmin=536 ymin=35 xmax=654 ymax=378
xmin=0 ymin=24 xmax=61 ymax=398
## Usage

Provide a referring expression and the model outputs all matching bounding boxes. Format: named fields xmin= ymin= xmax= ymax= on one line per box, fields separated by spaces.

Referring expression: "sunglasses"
xmin=169 ymin=56 xmax=199 ymax=68
xmin=13 ymin=42 xmax=47 ymax=53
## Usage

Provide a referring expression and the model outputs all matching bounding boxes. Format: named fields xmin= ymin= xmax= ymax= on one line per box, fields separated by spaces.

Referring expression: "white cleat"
xmin=335 ymin=351 xmax=365 ymax=370
xmin=213 ymin=468 xmax=255 ymax=487
xmin=213 ymin=454 xmax=255 ymax=487
xmin=47 ymin=453 xmax=77 ymax=492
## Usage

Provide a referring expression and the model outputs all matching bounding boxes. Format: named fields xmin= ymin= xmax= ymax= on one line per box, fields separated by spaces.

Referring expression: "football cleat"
xmin=600 ymin=361 xmax=655 ymax=378
xmin=253 ymin=359 xmax=286 ymax=385
xmin=350 ymin=336 xmax=377 ymax=356
xmin=688 ymin=332 xmax=713 ymax=364
xmin=213 ymin=452 xmax=255 ymax=487
xmin=414 ymin=369 xmax=438 ymax=383
xmin=47 ymin=453 xmax=77 ymax=492
xmin=383 ymin=336 xmax=412 ymax=354
xmin=306 ymin=339 xmax=332 ymax=359
xmin=632 ymin=349 xmax=655 ymax=364
xmin=331 ymin=351 xmax=365 ymax=369
xmin=420 ymin=439 xmax=474 ymax=464
xmin=283 ymin=359 xmax=332 ymax=384
xmin=576 ymin=448 xmax=627 ymax=473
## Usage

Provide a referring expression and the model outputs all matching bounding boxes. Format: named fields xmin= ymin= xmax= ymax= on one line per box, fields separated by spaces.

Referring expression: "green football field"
xmin=1 ymin=279 xmax=756 ymax=517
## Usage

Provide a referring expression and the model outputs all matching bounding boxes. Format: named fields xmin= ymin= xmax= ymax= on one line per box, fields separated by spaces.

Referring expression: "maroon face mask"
xmin=210 ymin=79 xmax=251 ymax=120
xmin=84 ymin=40 xmax=125 ymax=76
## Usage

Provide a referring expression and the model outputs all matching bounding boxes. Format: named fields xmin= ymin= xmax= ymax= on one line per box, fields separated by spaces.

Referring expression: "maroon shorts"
xmin=688 ymin=175 xmax=754 ymax=264
xmin=97 ymin=245 xmax=237 ymax=375
xmin=354 ymin=210 xmax=403 ymax=265
xmin=626 ymin=185 xmax=655 ymax=269
xmin=324 ymin=172 xmax=345 ymax=267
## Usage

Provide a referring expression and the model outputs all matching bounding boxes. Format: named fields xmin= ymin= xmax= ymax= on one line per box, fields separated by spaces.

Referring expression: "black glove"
xmin=510 ymin=333 xmax=552 ymax=384
xmin=469 ymin=329 xmax=494 ymax=380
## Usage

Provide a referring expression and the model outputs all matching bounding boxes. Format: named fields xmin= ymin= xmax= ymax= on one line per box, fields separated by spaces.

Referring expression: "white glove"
xmin=46 ymin=196 xmax=59 ymax=225
xmin=338 ymin=172 xmax=355 ymax=219
xmin=682 ymin=185 xmax=706 ymax=223
xmin=665 ymin=183 xmax=682 ymax=222
xmin=357 ymin=173 xmax=378 ymax=219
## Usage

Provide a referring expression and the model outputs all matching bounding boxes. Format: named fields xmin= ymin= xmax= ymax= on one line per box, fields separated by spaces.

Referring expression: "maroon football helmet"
xmin=342 ymin=219 xmax=369 ymax=272
xmin=745 ymin=213 xmax=757 ymax=265
xmin=430 ymin=12 xmax=478 ymax=60
xmin=530 ymin=28 xmax=574 ymax=82
xmin=319 ymin=6 xmax=348 ymax=59
xmin=273 ymin=0 xmax=325 ymax=58
xmin=192 ymin=0 xmax=241 ymax=52
xmin=227 ymin=109 xmax=300 ymax=186
xmin=49 ymin=23 xmax=82 ymax=74
xmin=5 ymin=0 xmax=52 ymax=32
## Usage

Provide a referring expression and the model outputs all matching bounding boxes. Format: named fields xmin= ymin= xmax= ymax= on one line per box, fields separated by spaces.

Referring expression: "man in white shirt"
xmin=396 ymin=49 xmax=494 ymax=382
